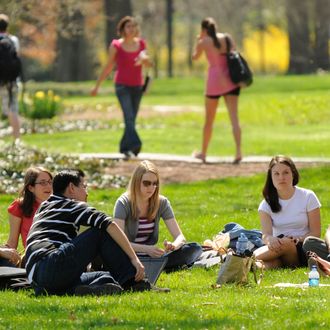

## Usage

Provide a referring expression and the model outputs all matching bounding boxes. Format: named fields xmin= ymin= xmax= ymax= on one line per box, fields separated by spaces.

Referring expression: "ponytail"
xmin=201 ymin=17 xmax=221 ymax=49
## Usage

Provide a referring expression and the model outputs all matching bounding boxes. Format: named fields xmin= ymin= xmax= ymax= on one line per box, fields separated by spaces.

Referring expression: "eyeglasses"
xmin=142 ymin=180 xmax=158 ymax=187
xmin=35 ymin=179 xmax=52 ymax=187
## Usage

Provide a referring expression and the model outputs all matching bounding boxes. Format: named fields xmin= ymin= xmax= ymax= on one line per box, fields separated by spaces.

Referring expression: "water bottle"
xmin=236 ymin=233 xmax=248 ymax=256
xmin=308 ymin=265 xmax=320 ymax=287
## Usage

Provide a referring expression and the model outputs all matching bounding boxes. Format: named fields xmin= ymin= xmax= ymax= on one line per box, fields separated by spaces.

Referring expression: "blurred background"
xmin=2 ymin=0 xmax=329 ymax=81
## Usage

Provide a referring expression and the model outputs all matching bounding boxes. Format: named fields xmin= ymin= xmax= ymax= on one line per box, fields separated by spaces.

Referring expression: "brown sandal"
xmin=192 ymin=151 xmax=206 ymax=163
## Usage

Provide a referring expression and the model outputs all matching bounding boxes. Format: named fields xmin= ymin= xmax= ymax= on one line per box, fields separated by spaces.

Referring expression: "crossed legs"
xmin=253 ymin=241 xmax=300 ymax=269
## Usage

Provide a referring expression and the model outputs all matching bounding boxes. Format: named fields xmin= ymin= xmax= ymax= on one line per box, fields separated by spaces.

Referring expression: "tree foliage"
xmin=1 ymin=0 xmax=328 ymax=79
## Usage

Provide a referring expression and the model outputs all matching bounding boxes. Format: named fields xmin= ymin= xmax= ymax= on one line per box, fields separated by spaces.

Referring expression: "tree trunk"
xmin=286 ymin=0 xmax=313 ymax=74
xmin=314 ymin=0 xmax=329 ymax=70
xmin=54 ymin=2 xmax=93 ymax=81
xmin=166 ymin=0 xmax=174 ymax=77
xmin=104 ymin=0 xmax=132 ymax=49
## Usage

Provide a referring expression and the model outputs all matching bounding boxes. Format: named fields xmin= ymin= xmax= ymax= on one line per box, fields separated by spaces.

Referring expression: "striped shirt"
xmin=25 ymin=194 xmax=112 ymax=279
xmin=134 ymin=218 xmax=155 ymax=243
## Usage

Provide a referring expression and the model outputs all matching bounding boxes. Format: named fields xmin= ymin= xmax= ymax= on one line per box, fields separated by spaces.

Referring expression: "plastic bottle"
xmin=308 ymin=265 xmax=320 ymax=287
xmin=236 ymin=233 xmax=248 ymax=256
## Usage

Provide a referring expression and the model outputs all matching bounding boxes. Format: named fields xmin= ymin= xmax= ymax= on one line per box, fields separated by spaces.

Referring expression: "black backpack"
xmin=225 ymin=35 xmax=253 ymax=87
xmin=0 ymin=35 xmax=22 ymax=84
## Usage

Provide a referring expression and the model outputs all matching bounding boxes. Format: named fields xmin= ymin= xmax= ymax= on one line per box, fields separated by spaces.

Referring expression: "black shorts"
xmin=206 ymin=87 xmax=240 ymax=99
xmin=277 ymin=234 xmax=308 ymax=267
xmin=296 ymin=242 xmax=308 ymax=266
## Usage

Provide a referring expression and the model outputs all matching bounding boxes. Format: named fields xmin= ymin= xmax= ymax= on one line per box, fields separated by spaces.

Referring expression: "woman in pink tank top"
xmin=91 ymin=16 xmax=152 ymax=157
xmin=192 ymin=17 xmax=242 ymax=164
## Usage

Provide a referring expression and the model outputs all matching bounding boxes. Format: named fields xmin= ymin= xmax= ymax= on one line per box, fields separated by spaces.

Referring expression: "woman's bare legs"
xmin=253 ymin=242 xmax=300 ymax=269
xmin=194 ymin=97 xmax=218 ymax=162
xmin=224 ymin=94 xmax=241 ymax=162
xmin=8 ymin=112 xmax=20 ymax=140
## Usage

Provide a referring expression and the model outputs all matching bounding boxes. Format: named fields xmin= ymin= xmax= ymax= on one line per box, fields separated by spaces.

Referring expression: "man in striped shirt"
xmin=25 ymin=169 xmax=148 ymax=296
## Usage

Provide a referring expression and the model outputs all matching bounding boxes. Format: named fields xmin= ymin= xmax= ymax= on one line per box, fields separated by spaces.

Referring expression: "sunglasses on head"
xmin=142 ymin=180 xmax=158 ymax=187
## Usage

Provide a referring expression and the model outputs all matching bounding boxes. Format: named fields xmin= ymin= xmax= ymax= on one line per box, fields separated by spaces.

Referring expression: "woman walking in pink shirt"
xmin=192 ymin=17 xmax=242 ymax=164
xmin=91 ymin=16 xmax=152 ymax=158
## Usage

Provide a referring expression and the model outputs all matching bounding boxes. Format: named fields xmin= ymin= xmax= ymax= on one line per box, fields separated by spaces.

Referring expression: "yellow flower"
xmin=47 ymin=90 xmax=54 ymax=98
xmin=54 ymin=95 xmax=61 ymax=102
xmin=35 ymin=91 xmax=45 ymax=99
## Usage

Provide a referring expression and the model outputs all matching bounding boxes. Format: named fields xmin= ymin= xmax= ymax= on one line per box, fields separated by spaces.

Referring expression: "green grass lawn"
xmin=0 ymin=167 xmax=329 ymax=329
xmin=13 ymin=74 xmax=330 ymax=157
xmin=1 ymin=75 xmax=329 ymax=328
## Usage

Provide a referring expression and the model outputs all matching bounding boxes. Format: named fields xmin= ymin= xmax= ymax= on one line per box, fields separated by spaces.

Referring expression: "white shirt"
xmin=258 ymin=186 xmax=321 ymax=237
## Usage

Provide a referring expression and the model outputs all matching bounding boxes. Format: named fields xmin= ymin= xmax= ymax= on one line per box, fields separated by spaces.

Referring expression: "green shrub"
xmin=20 ymin=90 xmax=62 ymax=120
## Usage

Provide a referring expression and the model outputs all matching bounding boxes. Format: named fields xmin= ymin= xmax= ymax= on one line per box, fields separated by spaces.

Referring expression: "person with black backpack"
xmin=0 ymin=13 xmax=21 ymax=142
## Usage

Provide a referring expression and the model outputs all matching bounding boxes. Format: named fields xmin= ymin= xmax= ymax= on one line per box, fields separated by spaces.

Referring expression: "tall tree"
xmin=139 ymin=1 xmax=165 ymax=78
xmin=286 ymin=0 xmax=313 ymax=73
xmin=314 ymin=0 xmax=329 ymax=70
xmin=166 ymin=0 xmax=174 ymax=77
xmin=54 ymin=0 xmax=94 ymax=81
xmin=104 ymin=0 xmax=132 ymax=48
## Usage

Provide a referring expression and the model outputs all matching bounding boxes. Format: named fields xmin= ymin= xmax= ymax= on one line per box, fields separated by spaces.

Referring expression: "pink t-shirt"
xmin=7 ymin=199 xmax=40 ymax=248
xmin=112 ymin=38 xmax=146 ymax=86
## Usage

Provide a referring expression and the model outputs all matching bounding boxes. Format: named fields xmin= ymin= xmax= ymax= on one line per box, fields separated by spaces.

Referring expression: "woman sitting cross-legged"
xmin=253 ymin=155 xmax=321 ymax=269
xmin=113 ymin=160 xmax=202 ymax=272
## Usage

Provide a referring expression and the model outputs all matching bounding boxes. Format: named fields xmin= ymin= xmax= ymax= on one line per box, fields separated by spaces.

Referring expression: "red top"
xmin=112 ymin=38 xmax=146 ymax=86
xmin=7 ymin=199 xmax=40 ymax=248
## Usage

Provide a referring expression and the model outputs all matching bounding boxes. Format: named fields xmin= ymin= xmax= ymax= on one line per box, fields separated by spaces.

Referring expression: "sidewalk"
xmin=78 ymin=153 xmax=330 ymax=164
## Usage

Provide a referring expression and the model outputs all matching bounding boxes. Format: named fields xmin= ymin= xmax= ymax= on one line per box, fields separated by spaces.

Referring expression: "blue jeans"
xmin=32 ymin=228 xmax=136 ymax=295
xmin=115 ymin=84 xmax=143 ymax=155
xmin=0 ymin=257 xmax=16 ymax=267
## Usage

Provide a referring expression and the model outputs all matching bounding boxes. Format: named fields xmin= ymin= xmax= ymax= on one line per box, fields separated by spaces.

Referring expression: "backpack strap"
xmin=224 ymin=35 xmax=232 ymax=54
xmin=250 ymin=256 xmax=264 ymax=285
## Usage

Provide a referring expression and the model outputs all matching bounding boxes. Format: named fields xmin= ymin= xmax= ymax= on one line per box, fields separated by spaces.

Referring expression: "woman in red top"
xmin=91 ymin=16 xmax=152 ymax=158
xmin=0 ymin=166 xmax=52 ymax=267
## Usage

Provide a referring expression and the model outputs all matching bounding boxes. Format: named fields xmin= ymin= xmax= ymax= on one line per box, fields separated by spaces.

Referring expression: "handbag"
xmin=216 ymin=250 xmax=263 ymax=285
xmin=142 ymin=74 xmax=152 ymax=94
xmin=225 ymin=35 xmax=253 ymax=87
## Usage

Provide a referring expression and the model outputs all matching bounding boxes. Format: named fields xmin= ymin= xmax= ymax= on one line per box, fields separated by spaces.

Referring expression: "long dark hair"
xmin=263 ymin=155 xmax=299 ymax=213
xmin=201 ymin=17 xmax=221 ymax=49
xmin=18 ymin=167 xmax=53 ymax=217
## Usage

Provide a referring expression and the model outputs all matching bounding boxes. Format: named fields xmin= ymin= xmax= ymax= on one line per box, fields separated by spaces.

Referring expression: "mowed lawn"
xmin=14 ymin=74 xmax=330 ymax=157
xmin=0 ymin=74 xmax=329 ymax=329
xmin=0 ymin=167 xmax=329 ymax=329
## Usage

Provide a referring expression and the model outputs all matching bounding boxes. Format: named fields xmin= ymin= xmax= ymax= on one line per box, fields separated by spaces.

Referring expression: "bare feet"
xmin=192 ymin=151 xmax=206 ymax=163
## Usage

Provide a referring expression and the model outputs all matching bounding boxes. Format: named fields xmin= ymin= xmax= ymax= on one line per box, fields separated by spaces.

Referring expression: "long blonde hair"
xmin=128 ymin=160 xmax=160 ymax=221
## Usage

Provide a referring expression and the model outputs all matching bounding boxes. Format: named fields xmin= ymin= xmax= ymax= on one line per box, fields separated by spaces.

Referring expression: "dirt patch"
xmin=62 ymin=105 xmax=202 ymax=121
xmin=106 ymin=160 xmax=321 ymax=184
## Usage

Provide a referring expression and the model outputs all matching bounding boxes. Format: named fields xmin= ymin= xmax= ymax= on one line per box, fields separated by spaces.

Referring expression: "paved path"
xmin=78 ymin=153 xmax=330 ymax=164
